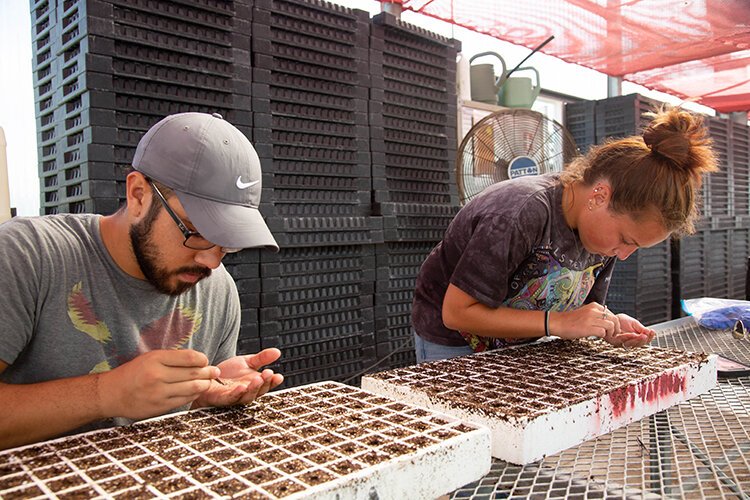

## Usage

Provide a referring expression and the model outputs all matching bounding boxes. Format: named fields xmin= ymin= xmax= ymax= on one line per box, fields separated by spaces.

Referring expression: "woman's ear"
xmin=591 ymin=183 xmax=611 ymax=209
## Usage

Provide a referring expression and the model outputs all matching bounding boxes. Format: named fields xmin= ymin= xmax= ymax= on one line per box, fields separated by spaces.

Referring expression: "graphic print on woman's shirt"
xmin=460 ymin=248 xmax=603 ymax=351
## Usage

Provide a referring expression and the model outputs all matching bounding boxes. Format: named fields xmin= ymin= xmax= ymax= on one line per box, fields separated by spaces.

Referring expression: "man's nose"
xmin=193 ymin=246 xmax=225 ymax=269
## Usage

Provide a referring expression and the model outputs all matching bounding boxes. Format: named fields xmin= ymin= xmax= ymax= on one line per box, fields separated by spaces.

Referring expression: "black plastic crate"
xmin=594 ymin=93 xmax=660 ymax=141
xmin=253 ymin=4 xmax=368 ymax=47
xmin=261 ymin=249 xmax=375 ymax=276
xmin=374 ymin=323 xmax=413 ymax=344
xmin=260 ymin=198 xmax=371 ymax=218
xmin=375 ymin=338 xmax=415 ymax=362
xmin=375 ymin=101 xmax=455 ymax=128
xmin=371 ymin=12 xmax=457 ymax=53
xmin=43 ymin=197 xmax=122 ymax=216
xmin=259 ymin=307 xmax=374 ymax=337
xmin=253 ymin=54 xmax=368 ymax=87
xmin=252 ymin=23 xmax=368 ymax=61
xmin=112 ymin=41 xmax=239 ymax=82
xmin=273 ymin=355 xmax=375 ymax=389
xmin=731 ymin=122 xmax=750 ymax=218
xmin=260 ymin=295 xmax=373 ymax=323
xmin=110 ymin=5 xmax=235 ymax=56
xmin=730 ymin=227 xmax=750 ymax=299
xmin=255 ymin=0 xmax=368 ymax=28
xmin=237 ymin=336 xmax=261 ymax=356
xmin=707 ymin=116 xmax=731 ymax=218
xmin=261 ymin=331 xmax=375 ymax=362
xmin=564 ymin=100 xmax=596 ymax=154
xmin=261 ymin=268 xmax=375 ymax=293
xmin=385 ymin=347 xmax=417 ymax=370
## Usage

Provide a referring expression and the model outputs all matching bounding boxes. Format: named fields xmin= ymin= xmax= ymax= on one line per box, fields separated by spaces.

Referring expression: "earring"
xmin=588 ymin=200 xmax=594 ymax=211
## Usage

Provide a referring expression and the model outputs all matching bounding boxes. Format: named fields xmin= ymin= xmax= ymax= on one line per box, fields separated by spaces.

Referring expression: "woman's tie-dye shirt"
xmin=412 ymin=173 xmax=616 ymax=351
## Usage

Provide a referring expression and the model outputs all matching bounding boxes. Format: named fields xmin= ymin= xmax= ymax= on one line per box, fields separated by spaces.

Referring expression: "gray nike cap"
xmin=132 ymin=112 xmax=279 ymax=252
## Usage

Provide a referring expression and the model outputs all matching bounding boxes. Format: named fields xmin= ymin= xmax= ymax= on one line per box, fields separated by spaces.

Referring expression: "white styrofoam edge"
xmin=362 ymin=354 xmax=717 ymax=465
xmin=289 ymin=424 xmax=492 ymax=500
xmin=1 ymin=382 xmax=492 ymax=500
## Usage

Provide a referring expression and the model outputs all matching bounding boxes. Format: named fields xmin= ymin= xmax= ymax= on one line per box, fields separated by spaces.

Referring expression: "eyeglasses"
xmin=149 ymin=181 xmax=241 ymax=254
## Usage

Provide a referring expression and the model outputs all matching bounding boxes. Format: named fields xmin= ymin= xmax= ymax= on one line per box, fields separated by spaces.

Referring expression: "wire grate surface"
xmin=449 ymin=318 xmax=750 ymax=499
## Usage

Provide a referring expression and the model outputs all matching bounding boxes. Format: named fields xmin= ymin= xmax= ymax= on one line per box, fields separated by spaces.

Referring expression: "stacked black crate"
xmin=369 ymin=13 xmax=460 ymax=368
xmin=223 ymin=249 xmax=262 ymax=356
xmin=705 ymin=118 xmax=732 ymax=299
xmin=104 ymin=0 xmax=255 ymax=188
xmin=730 ymin=122 xmax=750 ymax=299
xmin=672 ymin=115 xmax=750 ymax=310
xmin=589 ymin=94 xmax=673 ymax=324
xmin=251 ymin=0 xmax=378 ymax=387
xmin=31 ymin=0 xmax=119 ymax=215
xmin=29 ymin=0 xmax=262 ymax=350
xmin=563 ymin=100 xmax=596 ymax=154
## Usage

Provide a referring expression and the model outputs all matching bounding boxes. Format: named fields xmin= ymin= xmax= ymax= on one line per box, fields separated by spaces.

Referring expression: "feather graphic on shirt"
xmin=90 ymin=360 xmax=111 ymax=374
xmin=137 ymin=305 xmax=203 ymax=352
xmin=67 ymin=281 xmax=112 ymax=343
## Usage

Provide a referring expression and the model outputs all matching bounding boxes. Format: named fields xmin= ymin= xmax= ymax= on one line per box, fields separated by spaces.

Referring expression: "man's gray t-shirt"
xmin=412 ymin=173 xmax=616 ymax=350
xmin=0 ymin=214 xmax=240 ymax=429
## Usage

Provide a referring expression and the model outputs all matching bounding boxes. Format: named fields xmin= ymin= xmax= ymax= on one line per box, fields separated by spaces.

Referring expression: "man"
xmin=0 ymin=112 xmax=282 ymax=450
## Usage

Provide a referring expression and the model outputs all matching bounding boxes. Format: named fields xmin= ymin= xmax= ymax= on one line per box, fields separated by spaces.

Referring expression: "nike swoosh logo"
xmin=236 ymin=177 xmax=260 ymax=190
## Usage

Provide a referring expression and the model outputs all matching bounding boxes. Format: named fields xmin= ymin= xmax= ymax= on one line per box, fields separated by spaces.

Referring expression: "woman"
xmin=412 ymin=106 xmax=718 ymax=362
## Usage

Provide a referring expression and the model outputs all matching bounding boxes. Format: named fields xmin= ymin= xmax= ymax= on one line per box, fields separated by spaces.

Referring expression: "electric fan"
xmin=457 ymin=109 xmax=579 ymax=204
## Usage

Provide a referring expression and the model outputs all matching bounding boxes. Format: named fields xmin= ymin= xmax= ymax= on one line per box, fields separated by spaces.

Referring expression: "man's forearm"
xmin=0 ymin=373 xmax=104 ymax=450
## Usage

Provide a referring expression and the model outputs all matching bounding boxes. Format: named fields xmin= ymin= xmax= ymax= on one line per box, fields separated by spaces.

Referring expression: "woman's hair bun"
xmin=641 ymin=106 xmax=715 ymax=176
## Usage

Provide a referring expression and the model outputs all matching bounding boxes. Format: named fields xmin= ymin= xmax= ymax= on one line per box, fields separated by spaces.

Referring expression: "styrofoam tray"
xmin=0 ymin=381 xmax=491 ymax=499
xmin=362 ymin=338 xmax=717 ymax=465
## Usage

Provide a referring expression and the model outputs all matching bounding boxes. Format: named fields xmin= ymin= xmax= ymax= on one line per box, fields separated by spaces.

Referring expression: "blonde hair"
xmin=561 ymin=105 xmax=718 ymax=236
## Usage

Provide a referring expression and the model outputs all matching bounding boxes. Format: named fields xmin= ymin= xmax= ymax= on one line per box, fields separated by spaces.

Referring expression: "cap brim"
xmin=175 ymin=191 xmax=279 ymax=252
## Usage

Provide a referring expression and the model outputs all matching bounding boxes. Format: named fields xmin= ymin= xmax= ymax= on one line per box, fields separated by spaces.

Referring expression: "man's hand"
xmin=191 ymin=348 xmax=284 ymax=408
xmin=99 ymin=349 xmax=220 ymax=421
xmin=604 ymin=313 xmax=655 ymax=348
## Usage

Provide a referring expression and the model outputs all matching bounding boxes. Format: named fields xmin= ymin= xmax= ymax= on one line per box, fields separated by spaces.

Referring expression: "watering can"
xmin=469 ymin=51 xmax=542 ymax=108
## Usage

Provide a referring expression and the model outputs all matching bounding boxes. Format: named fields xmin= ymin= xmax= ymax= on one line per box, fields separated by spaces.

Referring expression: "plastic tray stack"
xmin=248 ymin=0 xmax=382 ymax=388
xmin=258 ymin=245 xmax=378 ymax=387
xmin=706 ymin=116 xmax=732 ymax=223
xmin=563 ymin=100 xmax=596 ymax=154
xmin=671 ymin=117 xmax=750 ymax=310
xmin=222 ymin=250 xmax=262 ymax=357
xmin=731 ymin=121 xmax=750 ymax=223
xmin=30 ymin=0 xmax=255 ymax=216
xmin=607 ymin=239 xmax=672 ymax=325
xmin=673 ymin=225 xmax=749 ymax=313
xmin=369 ymin=12 xmax=460 ymax=368
xmin=373 ymin=242 xmax=437 ymax=369
xmin=251 ymin=0 xmax=375 ymax=234
xmin=31 ymin=0 xmax=120 ymax=215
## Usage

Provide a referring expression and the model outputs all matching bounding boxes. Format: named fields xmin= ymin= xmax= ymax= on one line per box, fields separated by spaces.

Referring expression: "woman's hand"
xmin=604 ymin=313 xmax=655 ymax=348
xmin=550 ymin=302 xmax=619 ymax=340
xmin=191 ymin=348 xmax=284 ymax=409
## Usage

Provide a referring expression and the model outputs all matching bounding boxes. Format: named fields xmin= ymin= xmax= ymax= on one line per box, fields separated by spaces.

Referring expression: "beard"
xmin=129 ymin=204 xmax=212 ymax=296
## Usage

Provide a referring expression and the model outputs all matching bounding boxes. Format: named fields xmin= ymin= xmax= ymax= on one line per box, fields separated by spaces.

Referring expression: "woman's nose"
xmin=616 ymin=246 xmax=637 ymax=260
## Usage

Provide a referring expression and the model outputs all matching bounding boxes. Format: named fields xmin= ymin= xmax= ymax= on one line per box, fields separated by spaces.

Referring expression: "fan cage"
xmin=456 ymin=109 xmax=579 ymax=204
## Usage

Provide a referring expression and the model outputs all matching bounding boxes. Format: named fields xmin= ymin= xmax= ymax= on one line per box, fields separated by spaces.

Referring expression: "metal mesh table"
xmin=450 ymin=317 xmax=750 ymax=499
